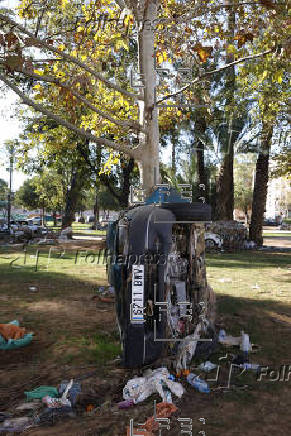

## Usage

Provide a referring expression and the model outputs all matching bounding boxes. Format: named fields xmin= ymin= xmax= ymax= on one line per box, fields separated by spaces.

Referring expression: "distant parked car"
xmin=205 ymin=232 xmax=223 ymax=249
xmin=86 ymin=215 xmax=95 ymax=223
xmin=263 ymin=219 xmax=278 ymax=226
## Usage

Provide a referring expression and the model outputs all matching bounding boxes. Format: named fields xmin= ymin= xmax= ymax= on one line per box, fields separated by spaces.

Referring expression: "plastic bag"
xmin=123 ymin=368 xmax=183 ymax=404
xmin=25 ymin=386 xmax=59 ymax=400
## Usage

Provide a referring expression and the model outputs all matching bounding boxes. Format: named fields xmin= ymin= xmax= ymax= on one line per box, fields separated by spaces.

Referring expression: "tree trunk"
xmin=120 ymin=158 xmax=134 ymax=207
xmin=194 ymin=117 xmax=209 ymax=202
xmin=62 ymin=171 xmax=79 ymax=228
xmin=215 ymin=0 xmax=236 ymax=220
xmin=137 ymin=1 xmax=159 ymax=194
xmin=53 ymin=210 xmax=57 ymax=226
xmin=171 ymin=130 xmax=177 ymax=176
xmin=93 ymin=193 xmax=99 ymax=225
xmin=249 ymin=123 xmax=273 ymax=245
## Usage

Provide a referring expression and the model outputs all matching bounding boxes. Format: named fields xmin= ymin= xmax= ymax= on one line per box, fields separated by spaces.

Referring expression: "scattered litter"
xmin=240 ymin=331 xmax=252 ymax=359
xmin=0 ymin=413 xmax=11 ymax=423
xmin=0 ymin=323 xmax=26 ymax=340
xmin=218 ymin=330 xmax=241 ymax=347
xmin=198 ymin=361 xmax=217 ymax=372
xmin=252 ymin=283 xmax=260 ymax=289
xmin=25 ymin=386 xmax=59 ymax=401
xmin=38 ymin=238 xmax=56 ymax=245
xmin=15 ymin=401 xmax=42 ymax=411
xmin=187 ymin=373 xmax=210 ymax=393
xmin=144 ymin=402 xmax=178 ymax=432
xmin=0 ymin=320 xmax=33 ymax=350
xmin=42 ymin=396 xmax=71 ymax=408
xmin=0 ymin=416 xmax=32 ymax=433
xmin=34 ymin=406 xmax=75 ymax=425
xmin=58 ymin=379 xmax=81 ymax=407
xmin=176 ymin=323 xmax=202 ymax=370
xmin=118 ymin=399 xmax=134 ymax=409
xmin=239 ymin=363 xmax=260 ymax=371
xmin=123 ymin=368 xmax=183 ymax=404
xmin=28 ymin=286 xmax=38 ymax=293
xmin=92 ymin=287 xmax=115 ymax=303
xmin=218 ymin=278 xmax=232 ymax=283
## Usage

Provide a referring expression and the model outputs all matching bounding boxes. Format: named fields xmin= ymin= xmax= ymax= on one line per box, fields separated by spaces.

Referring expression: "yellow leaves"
xmin=60 ymin=0 xmax=68 ymax=9
xmin=99 ymin=152 xmax=120 ymax=175
xmin=226 ymin=44 xmax=236 ymax=54
xmin=33 ymin=84 xmax=43 ymax=91
xmin=262 ymin=70 xmax=268 ymax=79
xmin=156 ymin=51 xmax=167 ymax=65
xmin=33 ymin=69 xmax=44 ymax=76
xmin=274 ymin=71 xmax=283 ymax=83
xmin=214 ymin=27 xmax=220 ymax=33
xmin=58 ymin=44 xmax=66 ymax=51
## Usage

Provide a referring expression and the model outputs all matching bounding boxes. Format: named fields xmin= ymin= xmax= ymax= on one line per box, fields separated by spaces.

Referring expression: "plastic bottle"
xmin=239 ymin=363 xmax=260 ymax=371
xmin=241 ymin=332 xmax=250 ymax=361
xmin=186 ymin=373 xmax=210 ymax=393
xmin=218 ymin=329 xmax=226 ymax=341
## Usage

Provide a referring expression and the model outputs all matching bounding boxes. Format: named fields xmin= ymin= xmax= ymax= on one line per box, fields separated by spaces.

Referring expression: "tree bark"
xmin=195 ymin=116 xmax=209 ymax=202
xmin=93 ymin=193 xmax=99 ymax=225
xmin=137 ymin=0 xmax=160 ymax=194
xmin=215 ymin=0 xmax=236 ymax=221
xmin=249 ymin=122 xmax=273 ymax=245
xmin=120 ymin=158 xmax=135 ymax=207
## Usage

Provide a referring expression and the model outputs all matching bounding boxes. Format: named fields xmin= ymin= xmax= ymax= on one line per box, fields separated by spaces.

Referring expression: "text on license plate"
xmin=131 ymin=265 xmax=144 ymax=323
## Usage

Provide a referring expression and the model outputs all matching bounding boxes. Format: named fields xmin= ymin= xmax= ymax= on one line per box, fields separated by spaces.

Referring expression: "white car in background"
xmin=205 ymin=232 xmax=223 ymax=249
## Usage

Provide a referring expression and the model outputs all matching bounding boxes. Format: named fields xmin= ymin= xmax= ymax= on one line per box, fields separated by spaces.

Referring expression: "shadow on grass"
xmin=206 ymin=250 xmax=291 ymax=269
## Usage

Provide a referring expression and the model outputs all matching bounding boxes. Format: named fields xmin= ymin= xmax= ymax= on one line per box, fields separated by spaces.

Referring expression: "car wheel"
xmin=205 ymin=239 xmax=216 ymax=248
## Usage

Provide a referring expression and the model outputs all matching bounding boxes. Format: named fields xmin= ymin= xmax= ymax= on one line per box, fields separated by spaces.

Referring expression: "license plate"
xmin=131 ymin=265 xmax=144 ymax=323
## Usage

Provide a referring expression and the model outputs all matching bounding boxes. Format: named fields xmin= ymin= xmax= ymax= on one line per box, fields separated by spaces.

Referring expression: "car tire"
xmin=161 ymin=202 xmax=211 ymax=222
xmin=205 ymin=239 xmax=216 ymax=248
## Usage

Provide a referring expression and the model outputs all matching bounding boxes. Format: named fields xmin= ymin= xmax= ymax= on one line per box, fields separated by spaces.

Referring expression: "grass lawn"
xmin=46 ymin=221 xmax=107 ymax=236
xmin=0 ymin=245 xmax=290 ymax=435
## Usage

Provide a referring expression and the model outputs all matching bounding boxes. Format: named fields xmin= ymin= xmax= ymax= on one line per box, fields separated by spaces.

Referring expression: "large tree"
xmin=0 ymin=0 xmax=288 ymax=198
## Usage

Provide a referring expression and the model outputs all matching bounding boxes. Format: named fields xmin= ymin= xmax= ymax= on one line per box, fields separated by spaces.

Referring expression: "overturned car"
xmin=107 ymin=187 xmax=216 ymax=368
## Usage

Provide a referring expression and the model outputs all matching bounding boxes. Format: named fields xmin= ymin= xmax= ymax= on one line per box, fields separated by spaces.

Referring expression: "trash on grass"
xmin=218 ymin=278 xmax=232 ymax=283
xmin=0 ymin=323 xmax=26 ymax=340
xmin=175 ymin=323 xmax=202 ymax=371
xmin=16 ymin=401 xmax=42 ymax=411
xmin=186 ymin=373 xmax=210 ymax=393
xmin=0 ymin=416 xmax=32 ymax=433
xmin=28 ymin=286 xmax=38 ymax=293
xmin=0 ymin=320 xmax=33 ymax=350
xmin=118 ymin=399 xmax=134 ymax=409
xmin=42 ymin=396 xmax=71 ymax=408
xmin=239 ymin=363 xmax=261 ymax=371
xmin=58 ymin=379 xmax=81 ymax=407
xmin=25 ymin=386 xmax=59 ymax=401
xmin=123 ymin=368 xmax=183 ymax=404
xmin=144 ymin=402 xmax=178 ymax=432
xmin=199 ymin=361 xmax=217 ymax=372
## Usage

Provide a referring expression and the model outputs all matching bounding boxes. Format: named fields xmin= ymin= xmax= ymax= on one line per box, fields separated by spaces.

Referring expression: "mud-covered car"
xmin=106 ymin=187 xmax=216 ymax=368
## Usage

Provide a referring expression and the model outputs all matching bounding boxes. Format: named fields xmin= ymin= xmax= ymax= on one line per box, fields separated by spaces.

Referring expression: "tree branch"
xmin=0 ymin=12 xmax=143 ymax=101
xmin=0 ymin=73 xmax=139 ymax=158
xmin=1 ymin=61 xmax=145 ymax=133
xmin=157 ymin=48 xmax=274 ymax=104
